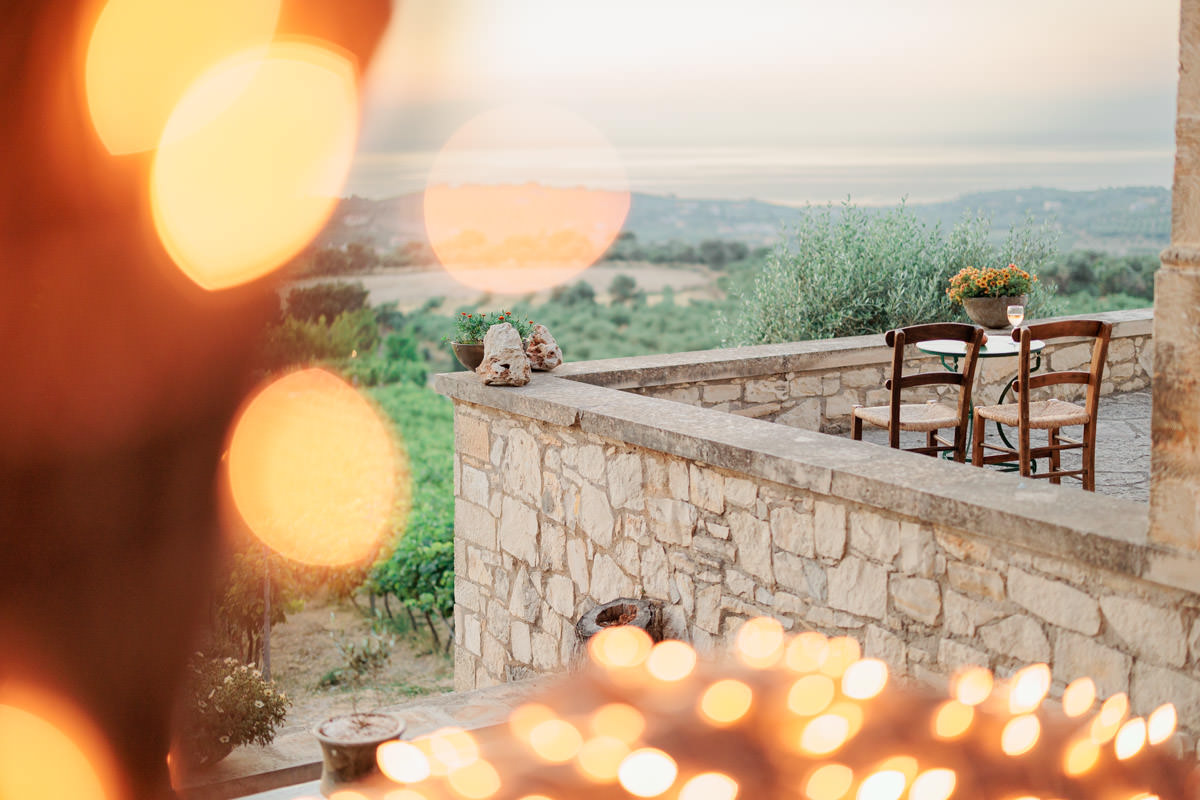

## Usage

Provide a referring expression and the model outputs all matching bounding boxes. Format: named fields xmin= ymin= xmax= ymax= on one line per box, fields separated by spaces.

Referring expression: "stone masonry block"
xmin=579 ymin=483 xmax=615 ymax=548
xmin=499 ymin=496 xmax=538 ymax=566
xmin=729 ymin=510 xmax=773 ymax=583
xmin=725 ymin=477 xmax=758 ymax=508
xmin=1099 ymin=595 xmax=1187 ymax=667
xmin=590 ymin=554 xmax=635 ymax=602
xmin=1132 ymin=662 xmax=1200 ymax=724
xmin=455 ymin=413 xmax=490 ymax=461
xmin=946 ymin=562 xmax=1005 ymax=601
xmin=890 ymin=576 xmax=941 ymax=625
xmin=826 ymin=556 xmax=886 ymax=620
xmin=814 ymin=501 xmax=847 ymax=559
xmin=771 ymin=505 xmax=815 ymax=557
xmin=689 ymin=465 xmax=725 ymax=514
xmin=607 ymin=453 xmax=644 ymax=510
xmin=456 ymin=500 xmax=497 ymax=550
xmin=1053 ymin=631 xmax=1130 ymax=699
xmin=979 ymin=614 xmax=1051 ymax=664
xmin=1008 ymin=569 xmax=1100 ymax=635
xmin=648 ymin=498 xmax=697 ymax=546
xmin=849 ymin=511 xmax=901 ymax=563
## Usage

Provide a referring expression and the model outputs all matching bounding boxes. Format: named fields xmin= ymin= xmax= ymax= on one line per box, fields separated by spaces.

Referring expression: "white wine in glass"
xmin=1007 ymin=304 xmax=1025 ymax=328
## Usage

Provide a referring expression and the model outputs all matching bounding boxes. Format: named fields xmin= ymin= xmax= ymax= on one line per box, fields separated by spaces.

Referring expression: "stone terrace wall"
xmin=558 ymin=309 xmax=1152 ymax=433
xmin=438 ymin=307 xmax=1200 ymax=750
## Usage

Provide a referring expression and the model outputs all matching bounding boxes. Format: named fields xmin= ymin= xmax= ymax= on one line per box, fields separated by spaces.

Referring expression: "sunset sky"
xmin=346 ymin=0 xmax=1181 ymax=202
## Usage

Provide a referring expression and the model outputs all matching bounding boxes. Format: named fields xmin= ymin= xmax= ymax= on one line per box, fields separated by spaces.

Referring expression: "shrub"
xmin=174 ymin=654 xmax=290 ymax=768
xmin=724 ymin=201 xmax=1059 ymax=345
xmin=285 ymin=282 xmax=370 ymax=322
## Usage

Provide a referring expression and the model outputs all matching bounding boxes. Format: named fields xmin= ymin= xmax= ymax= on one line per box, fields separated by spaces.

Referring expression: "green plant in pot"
xmin=946 ymin=263 xmax=1037 ymax=329
xmin=447 ymin=310 xmax=535 ymax=370
xmin=172 ymin=654 xmax=290 ymax=772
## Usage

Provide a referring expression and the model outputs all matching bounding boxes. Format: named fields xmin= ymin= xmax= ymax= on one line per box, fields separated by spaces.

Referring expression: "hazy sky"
xmin=348 ymin=0 xmax=1181 ymax=200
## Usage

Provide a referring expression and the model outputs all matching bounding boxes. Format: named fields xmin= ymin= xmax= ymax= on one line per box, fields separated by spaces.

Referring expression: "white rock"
xmin=526 ymin=323 xmax=563 ymax=370
xmin=476 ymin=323 xmax=531 ymax=385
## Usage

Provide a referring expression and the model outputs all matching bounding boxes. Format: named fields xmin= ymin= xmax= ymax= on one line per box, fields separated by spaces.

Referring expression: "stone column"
xmin=1151 ymin=0 xmax=1200 ymax=548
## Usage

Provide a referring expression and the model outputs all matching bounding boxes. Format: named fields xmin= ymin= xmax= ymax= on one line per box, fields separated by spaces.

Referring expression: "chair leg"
xmin=1048 ymin=428 xmax=1061 ymax=484
xmin=852 ymin=414 xmax=863 ymax=441
xmin=1083 ymin=421 xmax=1096 ymax=492
xmin=1018 ymin=416 xmax=1032 ymax=478
xmin=926 ymin=429 xmax=937 ymax=457
xmin=971 ymin=410 xmax=985 ymax=466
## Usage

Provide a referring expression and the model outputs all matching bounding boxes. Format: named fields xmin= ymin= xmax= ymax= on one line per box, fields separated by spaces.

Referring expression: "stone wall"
xmin=438 ymin=307 xmax=1200 ymax=750
xmin=617 ymin=311 xmax=1152 ymax=433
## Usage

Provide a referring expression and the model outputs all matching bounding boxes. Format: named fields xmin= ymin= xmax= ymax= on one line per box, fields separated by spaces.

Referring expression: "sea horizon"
xmin=343 ymin=143 xmax=1175 ymax=208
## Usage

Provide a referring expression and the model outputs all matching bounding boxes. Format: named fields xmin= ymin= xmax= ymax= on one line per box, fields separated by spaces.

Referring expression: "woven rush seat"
xmin=974 ymin=398 xmax=1089 ymax=430
xmin=852 ymin=401 xmax=961 ymax=432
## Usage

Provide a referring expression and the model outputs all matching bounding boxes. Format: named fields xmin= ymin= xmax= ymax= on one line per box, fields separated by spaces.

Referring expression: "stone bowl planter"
xmin=451 ymin=342 xmax=485 ymax=371
xmin=962 ymin=294 xmax=1027 ymax=329
xmin=313 ymin=712 xmax=404 ymax=797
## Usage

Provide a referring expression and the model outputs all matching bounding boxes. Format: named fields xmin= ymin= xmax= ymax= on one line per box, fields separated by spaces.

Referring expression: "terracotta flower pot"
xmin=451 ymin=342 xmax=484 ymax=371
xmin=313 ymin=713 xmax=404 ymax=797
xmin=962 ymin=294 xmax=1027 ymax=329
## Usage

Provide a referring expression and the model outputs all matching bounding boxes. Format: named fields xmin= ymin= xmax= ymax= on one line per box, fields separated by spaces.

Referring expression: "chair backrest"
xmin=1012 ymin=319 xmax=1112 ymax=427
xmin=883 ymin=322 xmax=984 ymax=446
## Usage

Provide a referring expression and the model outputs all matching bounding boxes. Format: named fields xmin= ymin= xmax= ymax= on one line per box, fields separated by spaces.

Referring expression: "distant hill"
xmin=316 ymin=186 xmax=1170 ymax=256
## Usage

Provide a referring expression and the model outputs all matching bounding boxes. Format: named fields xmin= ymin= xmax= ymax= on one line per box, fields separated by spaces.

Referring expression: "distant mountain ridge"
xmin=316 ymin=186 xmax=1170 ymax=256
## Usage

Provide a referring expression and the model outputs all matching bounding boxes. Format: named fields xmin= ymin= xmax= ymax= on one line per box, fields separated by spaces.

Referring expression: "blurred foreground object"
xmin=363 ymin=621 xmax=1196 ymax=800
xmin=0 ymin=0 xmax=389 ymax=796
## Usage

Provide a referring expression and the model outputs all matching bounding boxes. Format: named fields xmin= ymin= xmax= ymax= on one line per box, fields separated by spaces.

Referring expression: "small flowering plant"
xmin=946 ymin=263 xmax=1037 ymax=304
xmin=450 ymin=310 xmax=535 ymax=344
xmin=174 ymin=654 xmax=290 ymax=769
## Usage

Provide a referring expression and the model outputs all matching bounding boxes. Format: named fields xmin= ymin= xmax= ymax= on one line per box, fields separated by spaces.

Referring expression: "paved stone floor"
xmin=850 ymin=390 xmax=1151 ymax=503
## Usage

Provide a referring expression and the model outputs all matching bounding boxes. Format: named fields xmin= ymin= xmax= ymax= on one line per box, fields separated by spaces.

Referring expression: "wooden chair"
xmin=851 ymin=322 xmax=984 ymax=461
xmin=971 ymin=319 xmax=1112 ymax=490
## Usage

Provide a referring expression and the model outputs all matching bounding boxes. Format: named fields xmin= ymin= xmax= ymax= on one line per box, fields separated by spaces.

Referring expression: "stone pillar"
xmin=1151 ymin=0 xmax=1200 ymax=548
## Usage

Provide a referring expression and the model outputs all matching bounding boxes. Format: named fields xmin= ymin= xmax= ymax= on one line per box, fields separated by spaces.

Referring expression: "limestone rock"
xmin=525 ymin=323 xmax=563 ymax=370
xmin=476 ymin=323 xmax=531 ymax=385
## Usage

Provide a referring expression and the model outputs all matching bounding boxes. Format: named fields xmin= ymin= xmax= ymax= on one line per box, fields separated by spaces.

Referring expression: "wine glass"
xmin=1007 ymin=304 xmax=1025 ymax=328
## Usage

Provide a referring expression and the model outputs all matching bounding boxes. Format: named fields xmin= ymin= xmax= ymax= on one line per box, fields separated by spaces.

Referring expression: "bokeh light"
xmin=588 ymin=626 xmax=653 ymax=671
xmin=735 ymin=617 xmax=786 ymax=668
xmin=378 ymin=741 xmax=432 ymax=784
xmin=909 ymin=768 xmax=956 ymax=800
xmin=800 ymin=714 xmax=851 ymax=756
xmin=646 ymin=640 xmax=698 ymax=682
xmin=788 ymin=674 xmax=836 ymax=717
xmin=84 ymin=0 xmax=280 ymax=154
xmin=1008 ymin=664 xmax=1052 ymax=714
xmin=951 ymin=666 xmax=993 ymax=707
xmin=511 ymin=704 xmax=557 ymax=741
xmin=931 ymin=700 xmax=974 ymax=740
xmin=819 ymin=638 xmax=862 ymax=678
xmin=1062 ymin=678 xmax=1096 ymax=718
xmin=152 ymin=41 xmax=358 ymax=290
xmin=226 ymin=368 xmax=397 ymax=565
xmin=429 ymin=728 xmax=479 ymax=770
xmin=0 ymin=684 xmax=119 ymax=799
xmin=1062 ymin=737 xmax=1100 ymax=776
xmin=786 ymin=632 xmax=830 ymax=673
xmin=842 ymin=659 xmax=888 ymax=700
xmin=423 ymin=104 xmax=630 ymax=295
xmin=446 ymin=759 xmax=500 ymax=799
xmin=576 ymin=736 xmax=629 ymax=782
xmin=699 ymin=680 xmax=753 ymax=726
xmin=805 ymin=763 xmax=854 ymax=800
xmin=1001 ymin=715 xmax=1041 ymax=757
xmin=679 ymin=771 xmax=738 ymax=800
xmin=1147 ymin=704 xmax=1177 ymax=745
xmin=856 ymin=769 xmax=906 ymax=800
xmin=1114 ymin=718 xmax=1147 ymax=760
xmin=529 ymin=719 xmax=582 ymax=763
xmin=1090 ymin=694 xmax=1130 ymax=745
xmin=589 ymin=703 xmax=645 ymax=744
xmin=617 ymin=748 xmax=677 ymax=798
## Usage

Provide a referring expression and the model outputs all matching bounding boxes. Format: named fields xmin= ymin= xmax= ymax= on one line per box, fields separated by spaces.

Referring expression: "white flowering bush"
xmin=175 ymin=654 xmax=290 ymax=769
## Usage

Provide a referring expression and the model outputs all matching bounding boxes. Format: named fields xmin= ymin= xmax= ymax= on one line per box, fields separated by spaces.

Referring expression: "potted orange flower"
xmin=946 ymin=264 xmax=1036 ymax=328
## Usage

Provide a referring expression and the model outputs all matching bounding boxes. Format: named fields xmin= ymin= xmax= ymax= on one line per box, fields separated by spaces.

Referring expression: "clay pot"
xmin=313 ymin=713 xmax=404 ymax=797
xmin=962 ymin=294 xmax=1027 ymax=329
xmin=451 ymin=342 xmax=485 ymax=371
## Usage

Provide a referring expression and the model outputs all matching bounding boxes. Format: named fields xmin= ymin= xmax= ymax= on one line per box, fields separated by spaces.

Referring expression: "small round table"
xmin=916 ymin=336 xmax=1046 ymax=466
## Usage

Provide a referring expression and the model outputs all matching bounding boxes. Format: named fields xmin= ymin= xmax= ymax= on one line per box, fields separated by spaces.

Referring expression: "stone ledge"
xmin=547 ymin=308 xmax=1151 ymax=390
